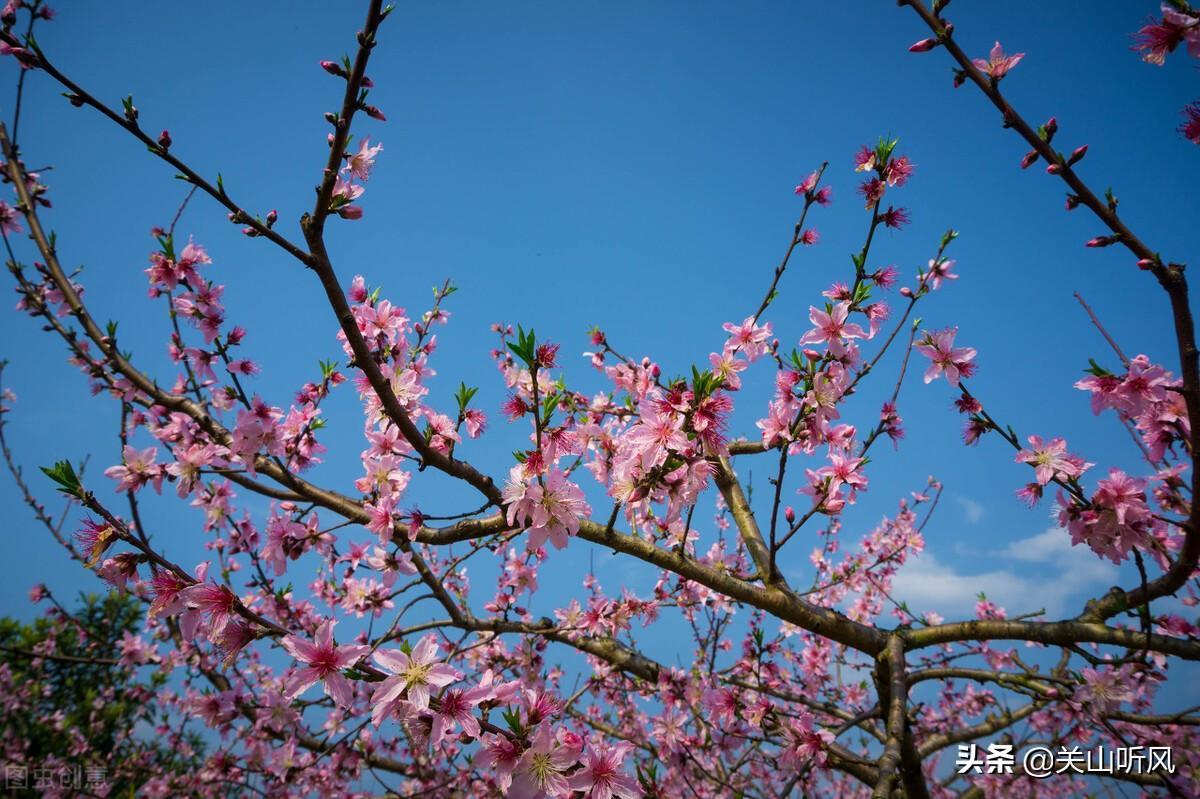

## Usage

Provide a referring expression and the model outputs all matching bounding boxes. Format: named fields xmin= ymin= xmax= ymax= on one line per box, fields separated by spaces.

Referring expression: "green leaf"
xmin=40 ymin=459 xmax=83 ymax=498
xmin=1084 ymin=358 xmax=1115 ymax=378
xmin=455 ymin=382 xmax=479 ymax=414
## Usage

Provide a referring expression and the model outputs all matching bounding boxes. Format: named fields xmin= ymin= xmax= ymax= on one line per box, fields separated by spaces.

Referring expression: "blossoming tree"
xmin=1 ymin=1 xmax=1199 ymax=797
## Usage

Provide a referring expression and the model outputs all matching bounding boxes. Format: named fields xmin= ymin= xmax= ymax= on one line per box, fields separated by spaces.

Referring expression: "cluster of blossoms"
xmin=1134 ymin=3 xmax=1200 ymax=142
xmin=2 ymin=2 xmax=1200 ymax=798
xmin=1057 ymin=356 xmax=1190 ymax=564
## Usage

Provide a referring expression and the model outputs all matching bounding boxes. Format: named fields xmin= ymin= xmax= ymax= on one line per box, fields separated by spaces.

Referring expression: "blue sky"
xmin=0 ymin=0 xmax=1196 ymax=701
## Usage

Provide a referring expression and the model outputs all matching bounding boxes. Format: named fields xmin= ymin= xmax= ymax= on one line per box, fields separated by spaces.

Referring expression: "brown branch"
xmin=898 ymin=0 xmax=1200 ymax=626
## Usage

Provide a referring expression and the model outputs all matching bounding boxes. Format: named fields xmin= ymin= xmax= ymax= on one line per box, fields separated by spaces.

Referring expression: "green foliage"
xmin=38 ymin=459 xmax=83 ymax=499
xmin=506 ymin=325 xmax=538 ymax=368
xmin=0 ymin=593 xmax=206 ymax=796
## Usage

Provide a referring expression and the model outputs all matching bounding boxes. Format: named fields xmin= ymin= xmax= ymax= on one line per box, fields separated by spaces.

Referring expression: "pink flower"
xmin=332 ymin=172 xmax=364 ymax=218
xmin=798 ymin=301 xmax=868 ymax=349
xmin=429 ymin=684 xmax=490 ymax=742
xmin=75 ymin=518 xmax=117 ymax=567
xmin=104 ymin=445 xmax=164 ymax=494
xmin=371 ymin=634 xmax=459 ymax=716
xmin=476 ymin=732 xmax=523 ymax=792
xmin=853 ymin=145 xmax=877 ymax=173
xmin=1075 ymin=664 xmax=1137 ymax=714
xmin=624 ymin=396 xmax=689 ymax=467
xmin=180 ymin=580 xmax=239 ymax=637
xmin=149 ymin=569 xmax=193 ymax=618
xmin=794 ymin=170 xmax=820 ymax=195
xmin=347 ymin=137 xmax=383 ymax=180
xmin=1133 ymin=7 xmax=1200 ymax=65
xmin=502 ymin=467 xmax=591 ymax=550
xmin=780 ymin=711 xmax=835 ymax=768
xmin=509 ymin=725 xmax=580 ymax=799
xmin=463 ymin=407 xmax=488 ymax=438
xmin=1015 ymin=435 xmax=1091 ymax=485
xmin=1180 ymin=101 xmax=1200 ymax=144
xmin=756 ymin=399 xmax=794 ymax=447
xmin=914 ymin=327 xmax=976 ymax=387
xmin=857 ymin=177 xmax=885 ymax=208
xmin=165 ymin=442 xmax=222 ymax=497
xmin=365 ymin=496 xmax=396 ymax=543
xmin=568 ymin=740 xmax=641 ymax=799
xmin=0 ymin=200 xmax=23 ymax=235
xmin=880 ymin=206 xmax=910 ymax=229
xmin=280 ymin=620 xmax=369 ymax=708
xmin=919 ymin=257 xmax=958 ymax=290
xmin=973 ymin=41 xmax=1025 ymax=79
xmin=884 ymin=155 xmax=915 ymax=187
xmin=721 ymin=316 xmax=773 ymax=361
xmin=1059 ymin=469 xmax=1156 ymax=564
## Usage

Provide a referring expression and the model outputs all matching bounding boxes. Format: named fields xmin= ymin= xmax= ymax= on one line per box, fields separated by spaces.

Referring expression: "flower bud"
xmin=1019 ymin=150 xmax=1038 ymax=169
xmin=157 ymin=129 xmax=171 ymax=151
xmin=784 ymin=506 xmax=795 ymax=524
xmin=362 ymin=104 xmax=387 ymax=121
xmin=319 ymin=60 xmax=347 ymax=78
xmin=1064 ymin=194 xmax=1080 ymax=211
xmin=337 ymin=205 xmax=363 ymax=220
xmin=1045 ymin=162 xmax=1061 ymax=175
xmin=1136 ymin=258 xmax=1156 ymax=270
xmin=1067 ymin=144 xmax=1088 ymax=166
xmin=1045 ymin=117 xmax=1058 ymax=136
xmin=266 ymin=209 xmax=278 ymax=227
xmin=908 ymin=38 xmax=938 ymax=53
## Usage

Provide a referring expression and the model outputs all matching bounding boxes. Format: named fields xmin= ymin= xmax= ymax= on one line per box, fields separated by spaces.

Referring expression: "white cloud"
xmin=955 ymin=496 xmax=985 ymax=525
xmin=890 ymin=527 xmax=1117 ymax=619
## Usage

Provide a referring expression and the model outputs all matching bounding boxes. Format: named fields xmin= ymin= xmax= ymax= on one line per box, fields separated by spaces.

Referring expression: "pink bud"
xmin=1067 ymin=144 xmax=1088 ymax=165
xmin=362 ymin=105 xmax=387 ymax=121
xmin=337 ymin=205 xmax=364 ymax=220
xmin=899 ymin=286 xmax=914 ymax=298
xmin=1019 ymin=150 xmax=1038 ymax=169
xmin=1045 ymin=117 xmax=1058 ymax=135
xmin=784 ymin=506 xmax=795 ymax=524
xmin=908 ymin=38 xmax=938 ymax=53
xmin=320 ymin=60 xmax=346 ymax=77
xmin=157 ymin=129 xmax=172 ymax=150
xmin=1045 ymin=163 xmax=1061 ymax=174
xmin=1137 ymin=258 xmax=1155 ymax=270
xmin=266 ymin=209 xmax=277 ymax=225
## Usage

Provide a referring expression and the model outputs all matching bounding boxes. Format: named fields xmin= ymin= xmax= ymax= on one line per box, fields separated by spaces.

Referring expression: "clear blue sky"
xmin=0 ymin=1 xmax=1195 ymax=694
